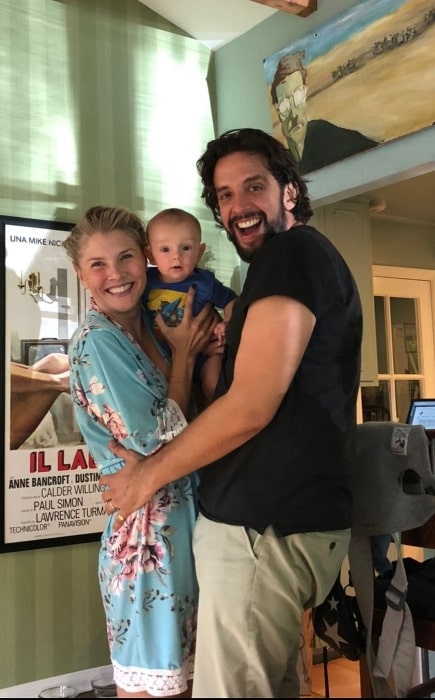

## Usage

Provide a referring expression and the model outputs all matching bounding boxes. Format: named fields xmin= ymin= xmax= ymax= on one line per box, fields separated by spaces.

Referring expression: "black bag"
xmin=374 ymin=556 xmax=435 ymax=620
xmin=312 ymin=575 xmax=365 ymax=662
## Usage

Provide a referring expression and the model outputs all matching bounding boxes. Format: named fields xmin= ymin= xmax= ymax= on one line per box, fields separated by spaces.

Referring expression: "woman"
xmin=63 ymin=206 xmax=215 ymax=699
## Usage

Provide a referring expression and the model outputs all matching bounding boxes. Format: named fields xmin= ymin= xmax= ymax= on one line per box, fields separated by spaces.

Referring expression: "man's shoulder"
xmin=265 ymin=225 xmax=322 ymax=248
xmin=260 ymin=226 xmax=347 ymax=268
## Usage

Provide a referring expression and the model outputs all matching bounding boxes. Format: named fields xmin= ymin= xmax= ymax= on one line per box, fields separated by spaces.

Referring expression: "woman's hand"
xmin=155 ymin=285 xmax=216 ymax=359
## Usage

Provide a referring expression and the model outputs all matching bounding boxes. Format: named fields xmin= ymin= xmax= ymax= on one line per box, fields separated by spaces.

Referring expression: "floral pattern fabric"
xmin=69 ymin=305 xmax=198 ymax=695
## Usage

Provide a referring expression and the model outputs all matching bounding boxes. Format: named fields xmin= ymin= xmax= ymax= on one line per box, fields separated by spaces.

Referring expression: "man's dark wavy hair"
xmin=196 ymin=127 xmax=313 ymax=229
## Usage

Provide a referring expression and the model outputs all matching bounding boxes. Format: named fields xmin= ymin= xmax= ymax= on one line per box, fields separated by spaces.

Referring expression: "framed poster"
xmin=0 ymin=215 xmax=106 ymax=552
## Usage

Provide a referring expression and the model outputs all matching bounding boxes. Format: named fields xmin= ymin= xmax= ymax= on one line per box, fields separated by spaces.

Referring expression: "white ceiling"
xmin=137 ymin=0 xmax=277 ymax=49
xmin=137 ymin=0 xmax=435 ymax=227
xmin=364 ymin=172 xmax=435 ymax=228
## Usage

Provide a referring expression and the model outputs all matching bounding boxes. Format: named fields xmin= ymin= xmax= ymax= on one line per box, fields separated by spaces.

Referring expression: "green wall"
xmin=1 ymin=542 xmax=108 ymax=686
xmin=1 ymin=0 xmax=240 ymax=287
xmin=212 ymin=0 xmax=355 ymax=136
xmin=371 ymin=218 xmax=435 ymax=268
xmin=0 ymin=0 xmax=216 ymax=688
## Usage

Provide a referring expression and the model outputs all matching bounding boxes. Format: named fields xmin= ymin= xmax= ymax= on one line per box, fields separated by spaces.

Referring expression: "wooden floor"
xmin=304 ymin=656 xmax=361 ymax=698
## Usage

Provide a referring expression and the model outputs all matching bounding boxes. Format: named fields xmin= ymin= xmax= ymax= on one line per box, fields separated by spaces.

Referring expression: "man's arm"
xmin=101 ymin=295 xmax=315 ymax=522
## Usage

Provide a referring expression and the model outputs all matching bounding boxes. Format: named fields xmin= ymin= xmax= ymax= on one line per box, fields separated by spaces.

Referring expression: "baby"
xmin=144 ymin=207 xmax=237 ymax=405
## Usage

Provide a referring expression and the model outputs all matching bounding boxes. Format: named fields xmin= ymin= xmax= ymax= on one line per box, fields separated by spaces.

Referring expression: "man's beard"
xmin=226 ymin=203 xmax=288 ymax=263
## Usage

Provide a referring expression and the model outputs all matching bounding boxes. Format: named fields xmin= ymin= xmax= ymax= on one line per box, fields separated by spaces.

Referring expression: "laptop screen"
xmin=406 ymin=399 xmax=435 ymax=430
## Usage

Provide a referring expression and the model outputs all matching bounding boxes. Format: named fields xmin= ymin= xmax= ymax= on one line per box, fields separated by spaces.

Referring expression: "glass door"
xmin=361 ymin=276 xmax=435 ymax=423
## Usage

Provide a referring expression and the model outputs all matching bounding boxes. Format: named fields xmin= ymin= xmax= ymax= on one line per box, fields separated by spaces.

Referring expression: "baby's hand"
xmin=214 ymin=320 xmax=227 ymax=346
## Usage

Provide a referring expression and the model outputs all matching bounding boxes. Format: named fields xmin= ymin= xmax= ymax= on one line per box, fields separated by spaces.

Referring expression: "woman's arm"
xmin=155 ymin=287 xmax=216 ymax=416
xmin=68 ymin=290 xmax=215 ymax=463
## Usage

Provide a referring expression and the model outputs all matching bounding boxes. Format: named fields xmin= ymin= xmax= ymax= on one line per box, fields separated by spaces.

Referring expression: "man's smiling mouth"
xmin=237 ymin=217 xmax=261 ymax=230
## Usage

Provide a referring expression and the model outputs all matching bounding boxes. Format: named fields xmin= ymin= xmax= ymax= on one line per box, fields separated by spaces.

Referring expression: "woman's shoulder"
xmin=70 ymin=310 xmax=122 ymax=349
xmin=74 ymin=309 xmax=111 ymax=333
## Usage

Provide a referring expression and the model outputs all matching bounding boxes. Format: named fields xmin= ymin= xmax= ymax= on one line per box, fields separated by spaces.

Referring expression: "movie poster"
xmin=1 ymin=216 xmax=106 ymax=551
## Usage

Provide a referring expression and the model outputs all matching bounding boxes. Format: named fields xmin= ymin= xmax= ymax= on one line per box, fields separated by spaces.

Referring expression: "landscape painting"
xmin=263 ymin=0 xmax=435 ymax=174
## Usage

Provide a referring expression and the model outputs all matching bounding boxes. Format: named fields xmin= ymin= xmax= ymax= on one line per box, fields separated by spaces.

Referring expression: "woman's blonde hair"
xmin=63 ymin=205 xmax=147 ymax=267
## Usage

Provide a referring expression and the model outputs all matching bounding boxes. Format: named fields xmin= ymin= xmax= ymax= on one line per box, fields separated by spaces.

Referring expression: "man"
xmin=101 ymin=128 xmax=363 ymax=698
xmin=271 ymin=51 xmax=379 ymax=174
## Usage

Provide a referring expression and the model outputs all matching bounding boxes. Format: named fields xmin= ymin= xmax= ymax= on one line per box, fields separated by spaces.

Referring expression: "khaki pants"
xmin=192 ymin=514 xmax=350 ymax=698
xmin=297 ymin=610 xmax=314 ymax=696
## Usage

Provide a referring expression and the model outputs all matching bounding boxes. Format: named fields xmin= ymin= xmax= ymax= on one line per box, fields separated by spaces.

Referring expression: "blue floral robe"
xmin=69 ymin=305 xmax=198 ymax=695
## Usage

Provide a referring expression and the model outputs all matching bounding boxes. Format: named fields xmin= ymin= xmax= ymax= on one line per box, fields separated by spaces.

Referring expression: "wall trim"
xmin=372 ymin=265 xmax=435 ymax=281
xmin=0 ymin=665 xmax=112 ymax=698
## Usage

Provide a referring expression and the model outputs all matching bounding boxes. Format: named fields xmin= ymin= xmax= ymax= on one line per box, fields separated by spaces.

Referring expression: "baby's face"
xmin=147 ymin=222 xmax=204 ymax=284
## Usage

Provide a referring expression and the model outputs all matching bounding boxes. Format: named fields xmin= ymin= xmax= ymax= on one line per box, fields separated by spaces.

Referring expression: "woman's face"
xmin=75 ymin=229 xmax=147 ymax=320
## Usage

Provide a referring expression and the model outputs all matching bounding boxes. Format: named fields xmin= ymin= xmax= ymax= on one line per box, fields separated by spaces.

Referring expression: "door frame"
xmin=373 ymin=264 xmax=435 ymax=358
xmin=357 ymin=265 xmax=435 ymax=422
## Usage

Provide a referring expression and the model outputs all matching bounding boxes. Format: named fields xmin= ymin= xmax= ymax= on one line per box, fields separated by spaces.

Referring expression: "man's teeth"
xmin=238 ymin=218 xmax=260 ymax=229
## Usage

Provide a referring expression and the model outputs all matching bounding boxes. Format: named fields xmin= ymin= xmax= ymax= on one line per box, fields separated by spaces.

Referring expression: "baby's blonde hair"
xmin=146 ymin=207 xmax=201 ymax=246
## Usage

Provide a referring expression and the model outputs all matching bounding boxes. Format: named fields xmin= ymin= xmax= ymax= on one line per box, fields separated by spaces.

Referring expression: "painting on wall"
xmin=0 ymin=215 xmax=106 ymax=552
xmin=263 ymin=0 xmax=435 ymax=174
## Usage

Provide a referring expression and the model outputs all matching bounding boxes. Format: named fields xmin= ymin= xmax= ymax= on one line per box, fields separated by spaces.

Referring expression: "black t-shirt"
xmin=197 ymin=225 xmax=363 ymax=536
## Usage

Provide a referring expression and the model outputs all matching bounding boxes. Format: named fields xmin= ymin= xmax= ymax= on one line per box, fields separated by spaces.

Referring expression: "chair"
xmin=351 ymin=422 xmax=435 ymax=698
xmin=359 ymin=515 xmax=435 ymax=698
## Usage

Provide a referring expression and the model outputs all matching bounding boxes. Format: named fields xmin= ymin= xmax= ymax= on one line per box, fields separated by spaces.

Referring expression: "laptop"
xmin=406 ymin=398 xmax=435 ymax=430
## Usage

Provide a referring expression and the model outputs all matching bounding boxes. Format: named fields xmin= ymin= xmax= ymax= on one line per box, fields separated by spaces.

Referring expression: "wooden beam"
xmin=248 ymin=0 xmax=317 ymax=17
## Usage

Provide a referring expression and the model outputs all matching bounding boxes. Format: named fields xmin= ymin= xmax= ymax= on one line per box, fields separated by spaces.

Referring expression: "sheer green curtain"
xmin=0 ymin=0 xmax=240 ymax=688
xmin=0 ymin=0 xmax=239 ymax=285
